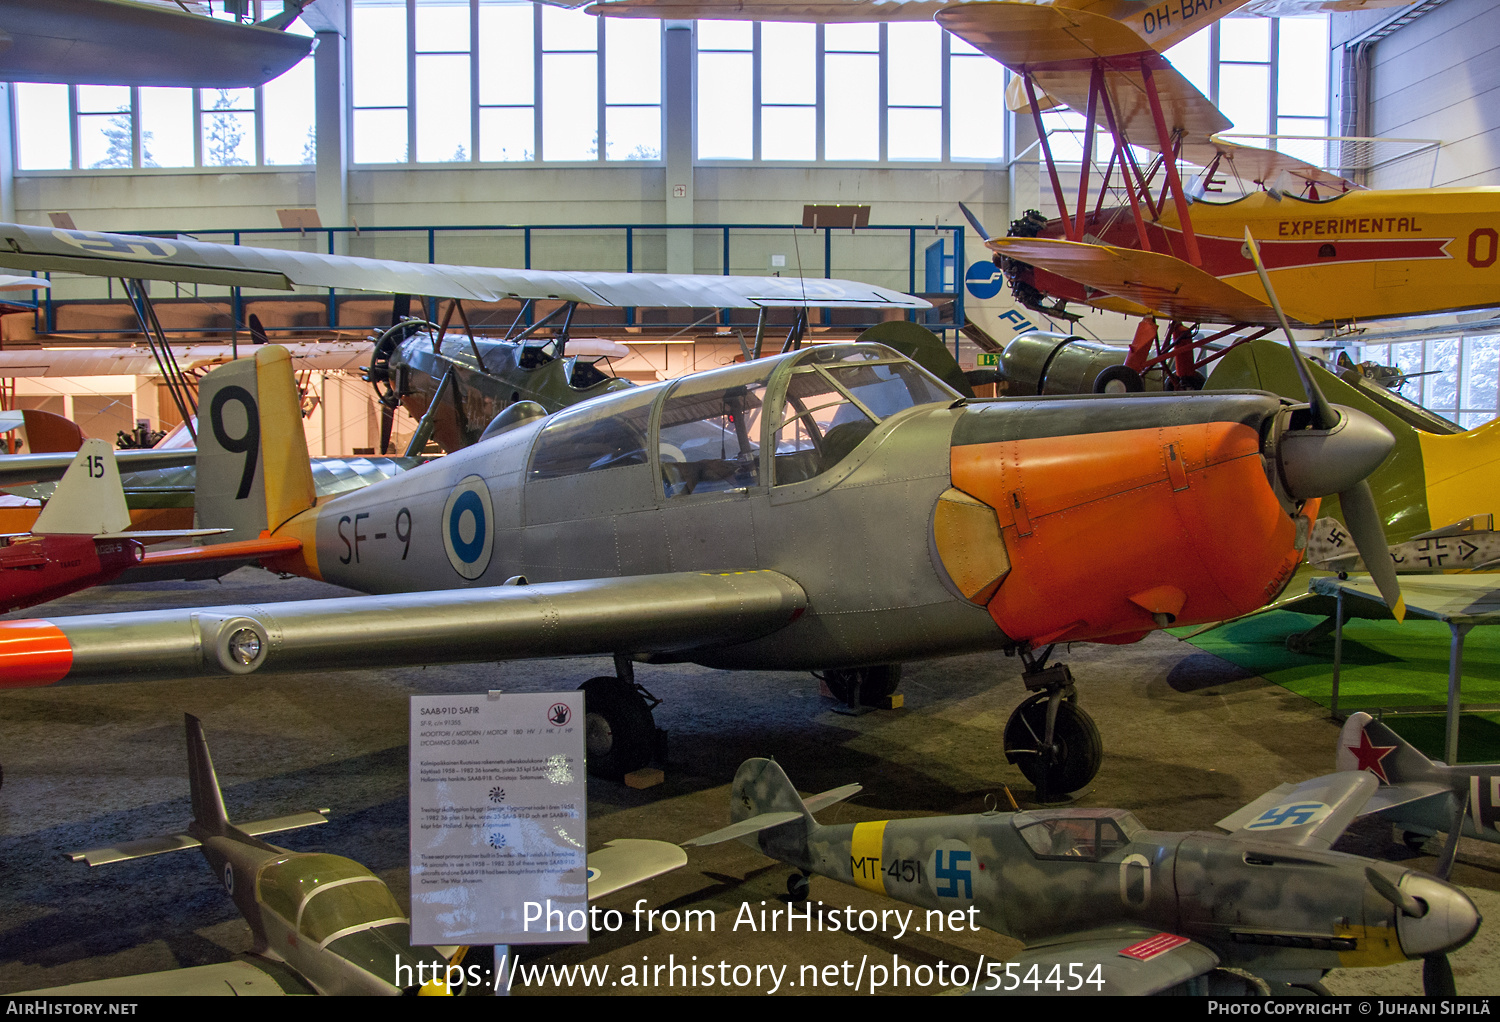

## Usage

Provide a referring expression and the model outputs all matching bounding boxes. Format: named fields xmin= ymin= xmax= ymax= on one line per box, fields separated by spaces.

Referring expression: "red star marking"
xmin=1348 ymin=729 xmax=1398 ymax=783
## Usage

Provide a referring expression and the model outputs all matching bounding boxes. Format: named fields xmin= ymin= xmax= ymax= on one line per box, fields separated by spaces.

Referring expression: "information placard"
xmin=409 ymin=692 xmax=586 ymax=945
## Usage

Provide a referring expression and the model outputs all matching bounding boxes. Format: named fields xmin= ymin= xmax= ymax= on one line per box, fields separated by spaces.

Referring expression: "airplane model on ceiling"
xmin=0 ymin=265 xmax=1402 ymax=798
xmin=589 ymin=0 xmax=1480 ymax=390
xmin=0 ymin=0 xmax=316 ymax=88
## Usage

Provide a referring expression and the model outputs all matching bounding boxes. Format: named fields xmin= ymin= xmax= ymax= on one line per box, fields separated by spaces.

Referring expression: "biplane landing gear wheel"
xmin=1169 ymin=370 xmax=1207 ymax=391
xmin=787 ymin=872 xmax=811 ymax=903
xmin=1003 ymin=693 xmax=1102 ymax=801
xmin=579 ymin=676 xmax=656 ymax=780
xmin=821 ymin=664 xmax=902 ymax=708
xmin=1093 ymin=364 xmax=1144 ymax=394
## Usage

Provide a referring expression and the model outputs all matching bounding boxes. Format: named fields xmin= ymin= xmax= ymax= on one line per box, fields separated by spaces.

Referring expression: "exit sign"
xmin=977 ymin=353 xmax=1000 ymax=367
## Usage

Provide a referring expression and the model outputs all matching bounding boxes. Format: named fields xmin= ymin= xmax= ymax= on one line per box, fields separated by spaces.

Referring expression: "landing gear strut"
xmin=1003 ymin=646 xmax=1102 ymax=801
xmin=579 ymin=654 xmax=663 ymax=780
xmin=819 ymin=664 xmax=902 ymax=710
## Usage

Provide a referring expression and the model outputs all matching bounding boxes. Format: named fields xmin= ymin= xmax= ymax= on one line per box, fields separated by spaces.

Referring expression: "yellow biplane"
xmin=590 ymin=0 xmax=1496 ymax=387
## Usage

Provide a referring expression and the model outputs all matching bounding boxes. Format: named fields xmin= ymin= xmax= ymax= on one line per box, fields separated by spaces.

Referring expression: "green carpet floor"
xmin=1181 ymin=610 xmax=1500 ymax=764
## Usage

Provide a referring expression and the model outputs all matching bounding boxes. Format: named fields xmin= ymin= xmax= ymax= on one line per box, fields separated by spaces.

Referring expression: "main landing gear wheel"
xmin=579 ymin=676 xmax=656 ymax=780
xmin=821 ymin=664 xmax=902 ymax=708
xmin=1003 ymin=693 xmax=1102 ymax=801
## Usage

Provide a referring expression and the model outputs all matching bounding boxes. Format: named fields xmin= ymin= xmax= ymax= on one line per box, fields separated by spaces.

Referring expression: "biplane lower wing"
xmin=988 ymin=236 xmax=1280 ymax=325
xmin=0 ymin=222 xmax=928 ymax=310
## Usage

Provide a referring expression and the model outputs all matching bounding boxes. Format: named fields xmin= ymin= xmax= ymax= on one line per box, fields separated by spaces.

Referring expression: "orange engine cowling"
xmin=942 ymin=418 xmax=1314 ymax=646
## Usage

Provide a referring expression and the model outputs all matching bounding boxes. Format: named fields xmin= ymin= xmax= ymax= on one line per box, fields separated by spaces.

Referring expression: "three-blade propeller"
xmin=1243 ymin=228 xmax=1406 ymax=622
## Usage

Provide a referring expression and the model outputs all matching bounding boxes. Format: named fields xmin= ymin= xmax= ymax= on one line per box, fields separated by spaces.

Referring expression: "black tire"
xmin=579 ymin=677 xmax=656 ymax=779
xmin=822 ymin=664 xmax=902 ymax=707
xmin=1003 ymin=694 xmax=1103 ymax=799
xmin=1092 ymin=364 xmax=1144 ymax=394
xmin=1285 ymin=632 xmax=1310 ymax=654
xmin=787 ymin=873 xmax=810 ymax=903
xmin=1172 ymin=370 xmax=1207 ymax=391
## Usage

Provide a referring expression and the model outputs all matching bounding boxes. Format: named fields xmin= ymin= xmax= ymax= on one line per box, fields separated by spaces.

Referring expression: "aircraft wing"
xmin=0 ymin=342 xmax=374 ymax=378
xmin=0 ymin=223 xmax=929 ymax=310
xmin=586 ymin=839 xmax=690 ymax=899
xmin=1310 ymin=572 xmax=1500 ymax=623
xmin=0 ymin=570 xmax=807 ymax=687
xmin=0 ymin=448 xmax=197 ymax=488
xmin=987 ymin=237 xmax=1281 ymax=326
xmin=975 ymin=930 xmax=1219 ymax=996
xmin=587 ymin=0 xmax=944 ymax=21
xmin=1214 ymin=770 xmax=1378 ymax=849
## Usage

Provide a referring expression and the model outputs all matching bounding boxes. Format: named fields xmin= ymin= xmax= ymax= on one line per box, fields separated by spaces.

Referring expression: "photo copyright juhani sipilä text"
xmin=395 ymin=897 xmax=1108 ymax=993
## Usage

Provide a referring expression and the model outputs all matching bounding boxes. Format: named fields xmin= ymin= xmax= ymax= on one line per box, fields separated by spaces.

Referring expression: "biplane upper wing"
xmin=0 ymin=341 xmax=372 ymax=378
xmin=942 ymin=3 xmax=1354 ymax=193
xmin=987 ymin=236 xmax=1281 ymax=325
xmin=0 ymin=222 xmax=928 ymax=310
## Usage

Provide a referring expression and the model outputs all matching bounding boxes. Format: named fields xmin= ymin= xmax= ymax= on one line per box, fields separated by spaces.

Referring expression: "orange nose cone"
xmin=949 ymin=421 xmax=1310 ymax=645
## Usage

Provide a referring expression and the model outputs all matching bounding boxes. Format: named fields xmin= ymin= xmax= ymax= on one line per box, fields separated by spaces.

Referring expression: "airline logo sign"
xmin=52 ymin=229 xmax=178 ymax=259
xmin=965 ymin=261 xmax=1005 ymax=300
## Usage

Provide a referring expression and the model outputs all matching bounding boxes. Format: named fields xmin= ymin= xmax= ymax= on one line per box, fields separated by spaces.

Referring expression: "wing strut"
xmin=123 ymin=279 xmax=198 ymax=442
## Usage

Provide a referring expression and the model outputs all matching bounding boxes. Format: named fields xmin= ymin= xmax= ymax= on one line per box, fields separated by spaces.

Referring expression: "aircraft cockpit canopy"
xmin=1013 ymin=809 xmax=1144 ymax=862
xmin=256 ymin=853 xmax=407 ymax=948
xmin=524 ymin=342 xmax=959 ymax=498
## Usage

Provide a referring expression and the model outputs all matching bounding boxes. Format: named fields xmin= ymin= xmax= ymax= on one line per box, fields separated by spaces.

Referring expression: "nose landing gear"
xmin=1002 ymin=647 xmax=1102 ymax=801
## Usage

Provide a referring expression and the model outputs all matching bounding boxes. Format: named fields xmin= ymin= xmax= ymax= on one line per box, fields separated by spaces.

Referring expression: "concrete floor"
xmin=1 ymin=567 xmax=1497 ymax=996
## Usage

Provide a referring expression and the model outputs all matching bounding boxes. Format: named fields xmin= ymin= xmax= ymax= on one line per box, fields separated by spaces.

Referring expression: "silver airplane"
xmin=30 ymin=713 xmax=685 ymax=996
xmin=0 ymin=330 xmax=1400 ymax=797
xmin=687 ymin=757 xmax=1480 ymax=995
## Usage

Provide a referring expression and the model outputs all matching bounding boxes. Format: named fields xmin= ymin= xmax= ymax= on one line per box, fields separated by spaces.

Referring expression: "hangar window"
xmin=658 ymin=362 xmax=771 ymax=497
xmin=528 ymin=384 xmax=661 ymax=480
xmin=351 ymin=0 xmax=662 ymax=165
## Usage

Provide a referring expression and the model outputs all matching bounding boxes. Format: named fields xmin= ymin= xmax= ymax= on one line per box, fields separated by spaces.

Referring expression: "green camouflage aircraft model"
xmin=30 ymin=714 xmax=685 ymax=996
xmin=689 ymin=757 xmax=1479 ymax=995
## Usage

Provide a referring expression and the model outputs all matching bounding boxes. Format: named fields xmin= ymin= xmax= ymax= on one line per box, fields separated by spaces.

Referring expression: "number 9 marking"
xmin=210 ymin=385 xmax=260 ymax=500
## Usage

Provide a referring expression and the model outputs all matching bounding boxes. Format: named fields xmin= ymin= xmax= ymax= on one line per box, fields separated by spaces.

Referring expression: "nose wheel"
xmin=1002 ymin=653 xmax=1102 ymax=801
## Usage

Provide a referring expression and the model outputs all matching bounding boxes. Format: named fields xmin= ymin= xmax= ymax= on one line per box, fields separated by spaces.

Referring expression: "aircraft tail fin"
xmin=1336 ymin=711 xmax=1443 ymax=782
xmin=195 ymin=345 xmax=316 ymax=545
xmin=683 ymin=758 xmax=826 ymax=849
xmin=31 ymin=439 xmax=132 ymax=536
xmin=186 ymin=712 xmax=232 ymax=835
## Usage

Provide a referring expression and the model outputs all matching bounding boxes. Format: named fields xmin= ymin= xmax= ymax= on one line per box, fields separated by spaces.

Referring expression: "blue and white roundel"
xmin=442 ymin=475 xmax=495 ymax=580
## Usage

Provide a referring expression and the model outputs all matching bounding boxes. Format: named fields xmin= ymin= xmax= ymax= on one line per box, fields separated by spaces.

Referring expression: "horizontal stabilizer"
xmin=68 ymin=809 xmax=329 ymax=867
xmin=586 ymin=838 xmax=688 ymax=900
xmin=683 ymin=811 xmax=804 ymax=847
xmin=1363 ymin=782 xmax=1452 ymax=818
xmin=22 ymin=959 xmax=305 ymax=997
xmin=96 ymin=528 xmax=231 ymax=540
xmin=989 ymin=237 xmax=1280 ymax=325
xmin=802 ymin=781 xmax=862 ymax=814
xmin=138 ymin=535 xmax=302 ymax=567
xmin=1216 ymin=770 xmax=1376 ymax=849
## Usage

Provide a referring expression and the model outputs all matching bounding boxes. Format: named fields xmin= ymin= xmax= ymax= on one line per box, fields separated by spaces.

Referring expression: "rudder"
xmin=185 ymin=713 xmax=230 ymax=835
xmin=730 ymin=758 xmax=816 ymax=825
xmin=1336 ymin=711 xmax=1440 ymax=782
xmin=195 ymin=346 xmax=315 ymax=543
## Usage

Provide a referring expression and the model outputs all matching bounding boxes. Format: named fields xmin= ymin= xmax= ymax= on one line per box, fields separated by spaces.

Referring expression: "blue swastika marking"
xmin=1248 ymin=802 xmax=1327 ymax=829
xmin=934 ymin=849 xmax=972 ymax=898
